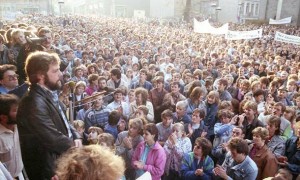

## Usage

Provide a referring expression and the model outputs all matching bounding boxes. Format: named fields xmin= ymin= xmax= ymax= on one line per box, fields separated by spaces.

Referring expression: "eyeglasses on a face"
xmin=6 ymin=74 xmax=19 ymax=81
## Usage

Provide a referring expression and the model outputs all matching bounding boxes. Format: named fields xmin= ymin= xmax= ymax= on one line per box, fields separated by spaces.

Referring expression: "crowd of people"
xmin=0 ymin=13 xmax=300 ymax=180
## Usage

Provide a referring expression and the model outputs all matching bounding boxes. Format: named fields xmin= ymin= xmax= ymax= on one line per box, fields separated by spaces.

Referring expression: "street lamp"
xmin=210 ymin=3 xmax=217 ymax=21
xmin=215 ymin=6 xmax=221 ymax=22
xmin=58 ymin=0 xmax=64 ymax=16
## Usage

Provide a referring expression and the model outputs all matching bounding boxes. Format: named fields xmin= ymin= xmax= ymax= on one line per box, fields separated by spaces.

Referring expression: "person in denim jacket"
xmin=181 ymin=137 xmax=214 ymax=180
xmin=214 ymin=137 xmax=258 ymax=180
xmin=266 ymin=115 xmax=286 ymax=157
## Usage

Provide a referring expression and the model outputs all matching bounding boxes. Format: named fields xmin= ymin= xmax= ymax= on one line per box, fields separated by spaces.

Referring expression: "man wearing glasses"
xmin=0 ymin=64 xmax=19 ymax=94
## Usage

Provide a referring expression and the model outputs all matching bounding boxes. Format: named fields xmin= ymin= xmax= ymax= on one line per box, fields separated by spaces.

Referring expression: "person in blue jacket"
xmin=181 ymin=137 xmax=214 ymax=180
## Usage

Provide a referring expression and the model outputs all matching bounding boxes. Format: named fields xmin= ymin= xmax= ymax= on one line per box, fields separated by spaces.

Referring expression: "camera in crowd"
xmin=24 ymin=31 xmax=47 ymax=46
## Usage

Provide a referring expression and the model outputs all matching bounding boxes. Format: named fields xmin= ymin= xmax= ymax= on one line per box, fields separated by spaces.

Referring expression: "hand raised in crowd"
xmin=277 ymin=155 xmax=288 ymax=166
xmin=74 ymin=139 xmax=83 ymax=148
xmin=200 ymin=131 xmax=207 ymax=137
xmin=195 ymin=168 xmax=204 ymax=176
xmin=169 ymin=132 xmax=177 ymax=145
xmin=214 ymin=165 xmax=228 ymax=179
xmin=238 ymin=113 xmax=246 ymax=126
xmin=187 ymin=123 xmax=193 ymax=137
xmin=123 ymin=136 xmax=133 ymax=149
xmin=133 ymin=161 xmax=144 ymax=169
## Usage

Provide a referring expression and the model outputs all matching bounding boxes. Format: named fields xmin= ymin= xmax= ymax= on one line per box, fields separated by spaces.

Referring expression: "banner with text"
xmin=269 ymin=17 xmax=292 ymax=25
xmin=225 ymin=29 xmax=262 ymax=40
xmin=274 ymin=31 xmax=300 ymax=45
xmin=194 ymin=19 xmax=228 ymax=35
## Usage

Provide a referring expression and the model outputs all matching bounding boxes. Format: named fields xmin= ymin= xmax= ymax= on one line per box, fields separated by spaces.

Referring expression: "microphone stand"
xmin=69 ymin=88 xmax=75 ymax=125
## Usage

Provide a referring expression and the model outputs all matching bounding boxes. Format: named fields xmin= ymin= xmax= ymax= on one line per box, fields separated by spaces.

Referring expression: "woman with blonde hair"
xmin=116 ymin=118 xmax=144 ymax=180
xmin=164 ymin=123 xmax=192 ymax=180
xmin=54 ymin=145 xmax=125 ymax=180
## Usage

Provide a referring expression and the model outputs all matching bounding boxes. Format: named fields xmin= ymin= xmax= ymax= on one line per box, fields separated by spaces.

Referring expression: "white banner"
xmin=225 ymin=29 xmax=263 ymax=40
xmin=269 ymin=17 xmax=292 ymax=25
xmin=194 ymin=19 xmax=211 ymax=34
xmin=274 ymin=31 xmax=300 ymax=45
xmin=194 ymin=19 xmax=228 ymax=35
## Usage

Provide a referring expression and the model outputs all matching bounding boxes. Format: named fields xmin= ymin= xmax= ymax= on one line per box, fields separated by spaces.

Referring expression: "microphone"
xmin=68 ymin=81 xmax=76 ymax=93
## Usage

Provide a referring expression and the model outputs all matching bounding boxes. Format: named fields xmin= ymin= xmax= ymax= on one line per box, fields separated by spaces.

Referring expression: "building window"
xmin=255 ymin=3 xmax=259 ymax=16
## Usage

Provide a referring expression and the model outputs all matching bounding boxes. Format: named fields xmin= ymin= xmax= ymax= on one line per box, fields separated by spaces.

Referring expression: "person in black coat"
xmin=17 ymin=51 xmax=82 ymax=180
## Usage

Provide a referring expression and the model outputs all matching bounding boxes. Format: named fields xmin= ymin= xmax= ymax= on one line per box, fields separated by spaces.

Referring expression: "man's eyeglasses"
xmin=232 ymin=131 xmax=240 ymax=135
xmin=194 ymin=144 xmax=201 ymax=149
xmin=6 ymin=74 xmax=19 ymax=81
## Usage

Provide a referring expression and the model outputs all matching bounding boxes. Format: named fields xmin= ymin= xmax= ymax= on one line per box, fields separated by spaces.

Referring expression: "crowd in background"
xmin=0 ymin=14 xmax=300 ymax=180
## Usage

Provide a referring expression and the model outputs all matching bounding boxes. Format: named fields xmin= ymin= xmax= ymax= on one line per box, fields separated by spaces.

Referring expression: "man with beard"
xmin=0 ymin=94 xmax=24 ymax=179
xmin=17 ymin=51 xmax=82 ymax=180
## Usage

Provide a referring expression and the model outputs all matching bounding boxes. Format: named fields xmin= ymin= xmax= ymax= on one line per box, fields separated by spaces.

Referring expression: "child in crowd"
xmin=104 ymin=110 xmax=121 ymax=139
xmin=73 ymin=120 xmax=88 ymax=145
xmin=213 ymin=109 xmax=235 ymax=148
xmin=156 ymin=109 xmax=174 ymax=146
xmin=134 ymin=105 xmax=150 ymax=123
xmin=87 ymin=126 xmax=103 ymax=144
xmin=185 ymin=108 xmax=208 ymax=147
xmin=203 ymin=90 xmax=219 ymax=143
xmin=164 ymin=123 xmax=192 ymax=180
xmin=253 ymin=89 xmax=266 ymax=114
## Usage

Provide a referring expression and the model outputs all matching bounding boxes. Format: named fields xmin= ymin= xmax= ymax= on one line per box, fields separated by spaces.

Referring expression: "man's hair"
xmin=98 ymin=133 xmax=115 ymax=150
xmin=108 ymin=110 xmax=121 ymax=126
xmin=134 ymin=87 xmax=148 ymax=105
xmin=259 ymin=76 xmax=270 ymax=86
xmin=228 ymin=137 xmax=249 ymax=155
xmin=253 ymin=89 xmax=264 ymax=97
xmin=137 ymin=105 xmax=149 ymax=115
xmin=55 ymin=145 xmax=125 ymax=180
xmin=176 ymin=100 xmax=188 ymax=110
xmin=170 ymin=81 xmax=180 ymax=88
xmin=243 ymin=101 xmax=258 ymax=112
xmin=139 ymin=68 xmax=147 ymax=75
xmin=195 ymin=137 xmax=212 ymax=157
xmin=0 ymin=94 xmax=18 ymax=116
xmin=144 ymin=123 xmax=159 ymax=141
xmin=25 ymin=51 xmax=60 ymax=84
xmin=73 ymin=120 xmax=85 ymax=129
xmin=267 ymin=115 xmax=281 ymax=135
xmin=110 ymin=68 xmax=121 ymax=79
xmin=217 ymin=109 xmax=234 ymax=119
xmin=276 ymin=168 xmax=293 ymax=180
xmin=218 ymin=78 xmax=228 ymax=88
xmin=274 ymin=102 xmax=286 ymax=114
xmin=0 ymin=64 xmax=17 ymax=80
xmin=252 ymin=127 xmax=269 ymax=140
xmin=161 ymin=109 xmax=173 ymax=119
xmin=88 ymin=74 xmax=99 ymax=84
xmin=37 ymin=27 xmax=51 ymax=37
xmin=193 ymin=108 xmax=206 ymax=119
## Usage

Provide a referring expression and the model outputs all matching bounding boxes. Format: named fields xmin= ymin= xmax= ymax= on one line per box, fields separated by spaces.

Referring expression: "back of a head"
xmin=55 ymin=145 xmax=125 ymax=180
